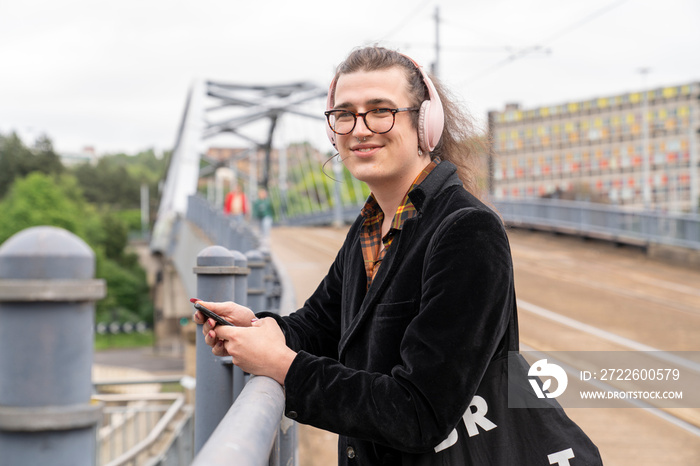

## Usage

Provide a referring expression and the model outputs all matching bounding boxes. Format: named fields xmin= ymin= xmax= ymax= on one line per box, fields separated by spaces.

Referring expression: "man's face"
xmin=332 ymin=67 xmax=428 ymax=191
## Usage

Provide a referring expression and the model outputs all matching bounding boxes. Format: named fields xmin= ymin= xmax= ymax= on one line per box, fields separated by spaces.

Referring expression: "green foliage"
xmin=70 ymin=148 xmax=165 ymax=214
xmin=0 ymin=170 xmax=153 ymax=325
xmin=0 ymin=132 xmax=63 ymax=198
xmin=115 ymin=209 xmax=144 ymax=232
xmin=270 ymin=147 xmax=370 ymax=218
xmin=99 ymin=212 xmax=129 ymax=260
xmin=73 ymin=158 xmax=141 ymax=209
xmin=0 ymin=172 xmax=93 ymax=244
xmin=94 ymin=331 xmax=154 ymax=350
xmin=95 ymin=253 xmax=152 ymax=324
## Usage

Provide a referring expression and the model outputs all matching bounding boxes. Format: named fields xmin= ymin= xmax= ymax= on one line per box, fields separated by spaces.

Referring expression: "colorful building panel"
xmin=488 ymin=82 xmax=700 ymax=211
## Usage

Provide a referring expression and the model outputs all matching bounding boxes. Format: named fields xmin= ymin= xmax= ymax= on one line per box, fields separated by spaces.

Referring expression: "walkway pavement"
xmin=94 ymin=347 xmax=184 ymax=374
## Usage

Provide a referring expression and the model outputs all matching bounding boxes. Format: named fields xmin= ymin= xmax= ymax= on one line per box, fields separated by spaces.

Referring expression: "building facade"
xmin=488 ymin=81 xmax=699 ymax=212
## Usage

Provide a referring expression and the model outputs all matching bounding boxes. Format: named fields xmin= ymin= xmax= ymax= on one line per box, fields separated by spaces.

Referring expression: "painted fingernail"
xmin=189 ymin=298 xmax=199 ymax=303
xmin=251 ymin=318 xmax=259 ymax=322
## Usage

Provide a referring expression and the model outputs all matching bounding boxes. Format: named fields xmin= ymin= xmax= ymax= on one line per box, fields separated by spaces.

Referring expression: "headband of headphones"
xmin=325 ymin=52 xmax=445 ymax=153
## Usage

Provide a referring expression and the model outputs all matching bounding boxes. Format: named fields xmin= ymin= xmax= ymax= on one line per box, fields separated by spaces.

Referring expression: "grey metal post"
xmin=0 ymin=226 xmax=105 ymax=466
xmin=246 ymin=250 xmax=266 ymax=312
xmin=217 ymin=212 xmax=228 ymax=247
xmin=231 ymin=250 xmax=248 ymax=402
xmin=230 ymin=222 xmax=243 ymax=252
xmin=279 ymin=145 xmax=289 ymax=222
xmin=279 ymin=415 xmax=298 ymax=466
xmin=261 ymin=249 xmax=275 ymax=311
xmin=141 ymin=183 xmax=150 ymax=239
xmin=193 ymin=246 xmax=249 ymax=453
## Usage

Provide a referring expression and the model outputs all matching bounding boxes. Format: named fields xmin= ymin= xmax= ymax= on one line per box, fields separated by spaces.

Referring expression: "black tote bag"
xmin=405 ymin=298 xmax=604 ymax=465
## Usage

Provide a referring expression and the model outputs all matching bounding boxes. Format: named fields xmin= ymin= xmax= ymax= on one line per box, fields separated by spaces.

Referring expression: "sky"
xmin=1 ymin=0 xmax=699 ymax=156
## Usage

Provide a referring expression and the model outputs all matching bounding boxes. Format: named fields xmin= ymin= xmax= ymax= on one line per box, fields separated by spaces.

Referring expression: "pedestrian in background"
xmin=224 ymin=184 xmax=248 ymax=221
xmin=253 ymin=187 xmax=273 ymax=247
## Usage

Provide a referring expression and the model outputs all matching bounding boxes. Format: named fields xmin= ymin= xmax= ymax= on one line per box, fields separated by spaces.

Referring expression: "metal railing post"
xmin=261 ymin=249 xmax=276 ymax=311
xmin=0 ymin=226 xmax=106 ymax=466
xmin=193 ymin=245 xmax=249 ymax=453
xmin=246 ymin=250 xmax=266 ymax=312
xmin=278 ymin=415 xmax=298 ymax=466
xmin=232 ymin=250 xmax=249 ymax=402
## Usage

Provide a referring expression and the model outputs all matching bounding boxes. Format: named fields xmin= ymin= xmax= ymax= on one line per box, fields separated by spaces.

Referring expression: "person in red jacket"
xmin=223 ymin=185 xmax=247 ymax=221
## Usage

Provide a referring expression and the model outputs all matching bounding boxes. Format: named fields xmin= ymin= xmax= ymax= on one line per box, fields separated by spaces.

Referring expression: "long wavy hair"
xmin=331 ymin=46 xmax=484 ymax=198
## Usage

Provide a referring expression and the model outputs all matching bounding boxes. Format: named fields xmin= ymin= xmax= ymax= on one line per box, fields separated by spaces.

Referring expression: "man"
xmin=194 ymin=47 xmax=599 ymax=465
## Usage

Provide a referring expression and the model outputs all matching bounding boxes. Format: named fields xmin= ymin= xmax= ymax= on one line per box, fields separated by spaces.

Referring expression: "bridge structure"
xmin=145 ymin=190 xmax=700 ymax=465
xmin=1 ymin=78 xmax=698 ymax=465
xmin=144 ymin=77 xmax=700 ymax=465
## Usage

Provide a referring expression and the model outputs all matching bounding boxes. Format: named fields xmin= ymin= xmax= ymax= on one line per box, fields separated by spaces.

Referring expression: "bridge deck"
xmin=269 ymin=225 xmax=700 ymax=466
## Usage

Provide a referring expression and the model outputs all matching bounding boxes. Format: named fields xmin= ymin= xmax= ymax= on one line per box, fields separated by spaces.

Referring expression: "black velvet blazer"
xmin=265 ymin=161 xmax=516 ymax=465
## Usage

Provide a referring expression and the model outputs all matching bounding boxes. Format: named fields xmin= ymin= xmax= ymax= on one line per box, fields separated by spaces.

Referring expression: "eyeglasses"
xmin=324 ymin=107 xmax=419 ymax=135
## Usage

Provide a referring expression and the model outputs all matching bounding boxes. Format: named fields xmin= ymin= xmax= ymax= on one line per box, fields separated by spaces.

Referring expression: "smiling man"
xmin=330 ymin=66 xmax=427 ymax=206
xmin=194 ymin=47 xmax=601 ymax=465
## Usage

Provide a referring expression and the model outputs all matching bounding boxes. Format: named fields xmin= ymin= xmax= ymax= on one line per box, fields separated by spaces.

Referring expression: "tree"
xmin=0 ymin=172 xmax=153 ymax=324
xmin=0 ymin=132 xmax=63 ymax=198
xmin=70 ymin=148 xmax=166 ymax=219
xmin=0 ymin=172 xmax=92 ymax=243
xmin=73 ymin=158 xmax=141 ymax=208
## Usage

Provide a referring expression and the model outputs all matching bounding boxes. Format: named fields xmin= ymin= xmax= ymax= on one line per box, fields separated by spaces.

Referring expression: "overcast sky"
xmin=1 ymin=0 xmax=699 ymax=155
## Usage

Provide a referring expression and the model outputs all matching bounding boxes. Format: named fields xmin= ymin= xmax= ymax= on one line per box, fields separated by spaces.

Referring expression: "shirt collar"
xmin=360 ymin=157 xmax=441 ymax=230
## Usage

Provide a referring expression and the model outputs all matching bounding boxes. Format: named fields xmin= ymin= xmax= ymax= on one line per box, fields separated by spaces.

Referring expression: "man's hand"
xmin=192 ymin=300 xmax=256 ymax=352
xmin=213 ymin=317 xmax=296 ymax=385
xmin=192 ymin=300 xmax=296 ymax=385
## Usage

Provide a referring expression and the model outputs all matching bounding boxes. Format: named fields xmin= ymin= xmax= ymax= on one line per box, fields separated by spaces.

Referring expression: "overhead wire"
xmin=378 ymin=0 xmax=436 ymax=43
xmin=456 ymin=0 xmax=630 ymax=84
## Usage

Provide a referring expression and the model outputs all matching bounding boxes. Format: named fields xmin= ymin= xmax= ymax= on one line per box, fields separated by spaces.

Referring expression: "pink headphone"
xmin=325 ymin=53 xmax=445 ymax=154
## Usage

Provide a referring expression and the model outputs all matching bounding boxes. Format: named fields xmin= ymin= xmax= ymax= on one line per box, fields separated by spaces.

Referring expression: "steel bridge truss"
xmin=152 ymin=80 xmax=327 ymax=253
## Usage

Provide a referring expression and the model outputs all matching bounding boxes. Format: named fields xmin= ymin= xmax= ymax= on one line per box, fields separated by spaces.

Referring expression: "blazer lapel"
xmin=338 ymin=216 xmax=419 ymax=359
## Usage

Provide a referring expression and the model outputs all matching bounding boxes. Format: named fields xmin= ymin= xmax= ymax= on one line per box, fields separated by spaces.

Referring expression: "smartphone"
xmin=193 ymin=302 xmax=234 ymax=327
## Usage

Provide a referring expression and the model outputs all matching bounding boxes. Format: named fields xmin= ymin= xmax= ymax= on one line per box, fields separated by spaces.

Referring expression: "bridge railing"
xmin=494 ymin=198 xmax=700 ymax=251
xmin=93 ymin=391 xmax=192 ymax=466
xmin=272 ymin=191 xmax=700 ymax=251
xmin=184 ymin=194 xmax=297 ymax=466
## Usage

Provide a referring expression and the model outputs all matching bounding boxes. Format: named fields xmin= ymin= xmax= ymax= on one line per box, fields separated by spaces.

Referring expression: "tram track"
xmin=517 ymin=298 xmax=700 ymax=439
xmin=513 ymin=258 xmax=700 ymax=317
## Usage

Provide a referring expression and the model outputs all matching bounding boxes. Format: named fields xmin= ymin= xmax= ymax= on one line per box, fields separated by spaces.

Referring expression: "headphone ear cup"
xmin=422 ymin=94 xmax=445 ymax=153
xmin=326 ymin=77 xmax=338 ymax=148
xmin=418 ymin=100 xmax=431 ymax=154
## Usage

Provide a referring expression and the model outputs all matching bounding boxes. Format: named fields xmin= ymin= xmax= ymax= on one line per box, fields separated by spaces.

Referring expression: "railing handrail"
xmin=191 ymin=376 xmax=286 ymax=466
xmin=493 ymin=197 xmax=700 ymax=251
xmin=495 ymin=196 xmax=700 ymax=219
xmin=185 ymin=194 xmax=297 ymax=465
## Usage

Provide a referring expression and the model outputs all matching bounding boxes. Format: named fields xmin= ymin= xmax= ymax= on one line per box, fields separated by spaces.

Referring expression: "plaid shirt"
xmin=359 ymin=158 xmax=441 ymax=289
